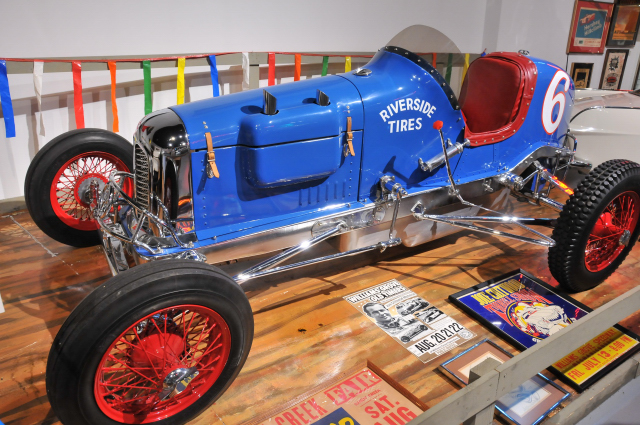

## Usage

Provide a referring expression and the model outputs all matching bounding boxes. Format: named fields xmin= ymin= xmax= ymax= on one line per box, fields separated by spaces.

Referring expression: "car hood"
xmin=572 ymin=90 xmax=640 ymax=118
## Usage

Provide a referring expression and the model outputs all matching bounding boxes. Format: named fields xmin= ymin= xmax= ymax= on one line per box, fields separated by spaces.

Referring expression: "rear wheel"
xmin=549 ymin=159 xmax=640 ymax=292
xmin=25 ymin=129 xmax=133 ymax=247
xmin=46 ymin=260 xmax=253 ymax=425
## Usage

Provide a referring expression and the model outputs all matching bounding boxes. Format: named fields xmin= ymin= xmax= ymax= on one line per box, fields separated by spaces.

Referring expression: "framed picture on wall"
xmin=634 ymin=58 xmax=640 ymax=90
xmin=599 ymin=49 xmax=629 ymax=89
xmin=607 ymin=4 xmax=640 ymax=47
xmin=567 ymin=0 xmax=614 ymax=54
xmin=570 ymin=62 xmax=594 ymax=88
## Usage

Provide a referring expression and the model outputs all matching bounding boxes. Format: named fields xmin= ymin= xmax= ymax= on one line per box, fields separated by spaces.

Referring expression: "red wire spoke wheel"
xmin=46 ymin=261 xmax=253 ymax=425
xmin=550 ymin=159 xmax=640 ymax=292
xmin=50 ymin=151 xmax=131 ymax=231
xmin=94 ymin=305 xmax=231 ymax=423
xmin=24 ymin=129 xmax=133 ymax=247
xmin=585 ymin=191 xmax=640 ymax=272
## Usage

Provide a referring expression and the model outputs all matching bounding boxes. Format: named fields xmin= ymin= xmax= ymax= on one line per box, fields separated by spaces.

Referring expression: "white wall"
xmin=0 ymin=0 xmax=638 ymax=201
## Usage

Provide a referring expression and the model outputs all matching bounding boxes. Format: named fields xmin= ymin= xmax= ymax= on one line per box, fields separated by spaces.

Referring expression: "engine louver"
xmin=134 ymin=144 xmax=150 ymax=209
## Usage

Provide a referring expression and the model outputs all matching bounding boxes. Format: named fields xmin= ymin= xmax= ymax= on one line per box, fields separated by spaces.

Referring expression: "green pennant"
xmin=445 ymin=53 xmax=453 ymax=85
xmin=143 ymin=60 xmax=152 ymax=115
xmin=321 ymin=56 xmax=329 ymax=76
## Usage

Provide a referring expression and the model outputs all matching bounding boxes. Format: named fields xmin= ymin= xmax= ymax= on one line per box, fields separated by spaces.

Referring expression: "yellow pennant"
xmin=345 ymin=56 xmax=352 ymax=72
xmin=177 ymin=57 xmax=186 ymax=104
xmin=461 ymin=53 xmax=470 ymax=87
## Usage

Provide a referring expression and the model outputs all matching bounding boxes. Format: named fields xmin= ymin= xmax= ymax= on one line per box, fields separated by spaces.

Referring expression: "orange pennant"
xmin=108 ymin=61 xmax=119 ymax=132
xmin=294 ymin=54 xmax=301 ymax=81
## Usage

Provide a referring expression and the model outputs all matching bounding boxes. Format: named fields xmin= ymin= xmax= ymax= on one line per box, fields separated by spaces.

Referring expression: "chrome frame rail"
xmin=234 ymin=238 xmax=402 ymax=283
xmin=233 ymin=192 xmax=406 ymax=283
xmin=411 ymin=203 xmax=556 ymax=247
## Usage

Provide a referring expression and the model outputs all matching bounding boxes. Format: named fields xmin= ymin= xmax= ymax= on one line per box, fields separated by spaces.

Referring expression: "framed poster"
xmin=441 ymin=340 xmax=569 ymax=425
xmin=607 ymin=4 xmax=640 ymax=47
xmin=449 ymin=269 xmax=640 ymax=392
xmin=570 ymin=62 xmax=594 ymax=88
xmin=567 ymin=0 xmax=614 ymax=53
xmin=599 ymin=49 xmax=629 ymax=89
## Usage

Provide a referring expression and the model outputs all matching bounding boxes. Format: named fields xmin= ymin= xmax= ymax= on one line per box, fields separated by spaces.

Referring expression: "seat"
xmin=458 ymin=53 xmax=537 ymax=146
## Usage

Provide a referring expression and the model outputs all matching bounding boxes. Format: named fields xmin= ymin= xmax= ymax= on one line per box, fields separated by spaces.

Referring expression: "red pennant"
xmin=432 ymin=53 xmax=437 ymax=69
xmin=72 ymin=61 xmax=84 ymax=129
xmin=294 ymin=54 xmax=301 ymax=81
xmin=268 ymin=52 xmax=275 ymax=86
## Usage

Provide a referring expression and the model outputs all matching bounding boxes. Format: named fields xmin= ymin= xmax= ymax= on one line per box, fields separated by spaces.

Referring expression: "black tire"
xmin=46 ymin=260 xmax=253 ymax=425
xmin=549 ymin=159 xmax=640 ymax=292
xmin=24 ymin=129 xmax=133 ymax=247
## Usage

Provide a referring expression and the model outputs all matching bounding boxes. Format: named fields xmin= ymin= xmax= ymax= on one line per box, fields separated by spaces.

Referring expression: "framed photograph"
xmin=570 ymin=62 xmax=594 ymax=88
xmin=634 ymin=58 xmax=640 ymax=90
xmin=599 ymin=49 xmax=629 ymax=89
xmin=441 ymin=339 xmax=569 ymax=425
xmin=449 ymin=269 xmax=640 ymax=392
xmin=567 ymin=1 xmax=615 ymax=54
xmin=607 ymin=4 xmax=640 ymax=47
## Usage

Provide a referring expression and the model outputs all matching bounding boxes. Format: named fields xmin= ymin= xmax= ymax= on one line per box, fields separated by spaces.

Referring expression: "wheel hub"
xmin=74 ymin=173 xmax=108 ymax=207
xmin=620 ymin=229 xmax=631 ymax=247
xmin=158 ymin=367 xmax=200 ymax=401
xmin=130 ymin=333 xmax=184 ymax=370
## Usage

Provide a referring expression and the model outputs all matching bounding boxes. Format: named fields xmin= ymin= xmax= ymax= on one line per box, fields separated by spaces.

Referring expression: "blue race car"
xmin=25 ymin=46 xmax=640 ymax=425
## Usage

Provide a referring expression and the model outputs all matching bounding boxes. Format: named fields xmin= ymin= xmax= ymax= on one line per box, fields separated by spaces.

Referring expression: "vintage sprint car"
xmin=24 ymin=46 xmax=640 ymax=425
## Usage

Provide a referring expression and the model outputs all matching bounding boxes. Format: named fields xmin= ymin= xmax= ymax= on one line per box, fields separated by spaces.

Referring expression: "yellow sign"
xmin=553 ymin=328 xmax=639 ymax=385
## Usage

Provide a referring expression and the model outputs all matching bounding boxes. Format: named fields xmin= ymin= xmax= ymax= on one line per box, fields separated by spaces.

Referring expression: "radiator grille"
xmin=134 ymin=144 xmax=150 ymax=209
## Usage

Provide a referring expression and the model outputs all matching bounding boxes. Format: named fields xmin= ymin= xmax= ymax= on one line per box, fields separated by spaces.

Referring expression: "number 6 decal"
xmin=542 ymin=70 xmax=570 ymax=135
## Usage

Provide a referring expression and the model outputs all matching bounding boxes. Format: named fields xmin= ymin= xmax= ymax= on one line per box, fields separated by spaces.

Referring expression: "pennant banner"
xmin=0 ymin=60 xmax=15 ymax=138
xmin=461 ymin=53 xmax=470 ymax=88
xmin=242 ymin=52 xmax=250 ymax=91
xmin=33 ymin=61 xmax=45 ymax=140
xmin=108 ymin=61 xmax=119 ymax=132
xmin=445 ymin=53 xmax=453 ymax=84
xmin=321 ymin=56 xmax=329 ymax=76
xmin=294 ymin=54 xmax=301 ymax=81
xmin=72 ymin=61 xmax=85 ymax=129
xmin=143 ymin=60 xmax=152 ymax=115
xmin=177 ymin=57 xmax=185 ymax=104
xmin=268 ymin=52 xmax=275 ymax=86
xmin=208 ymin=55 xmax=220 ymax=97
xmin=345 ymin=56 xmax=351 ymax=73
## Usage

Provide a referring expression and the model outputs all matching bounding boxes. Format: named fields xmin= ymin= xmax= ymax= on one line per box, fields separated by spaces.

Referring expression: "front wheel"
xmin=46 ymin=261 xmax=254 ymax=425
xmin=549 ymin=159 xmax=640 ymax=292
xmin=24 ymin=129 xmax=133 ymax=247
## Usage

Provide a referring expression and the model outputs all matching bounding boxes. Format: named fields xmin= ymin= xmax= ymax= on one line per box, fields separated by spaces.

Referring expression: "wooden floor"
xmin=1 ymin=199 xmax=640 ymax=425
